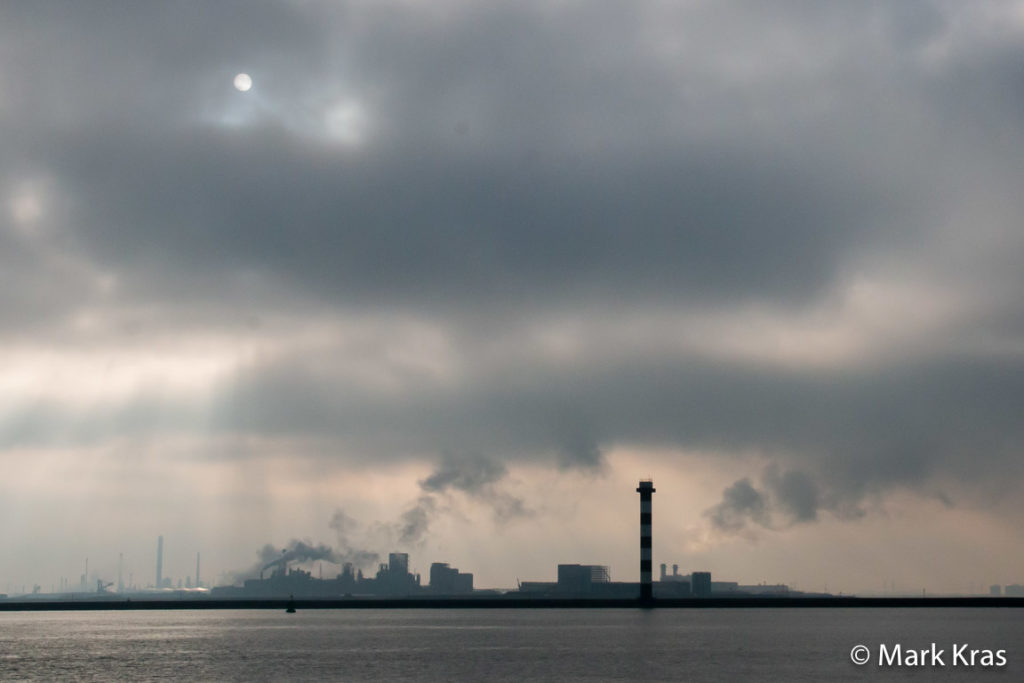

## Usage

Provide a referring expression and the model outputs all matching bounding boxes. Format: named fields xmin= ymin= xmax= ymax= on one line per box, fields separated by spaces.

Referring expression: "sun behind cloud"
xmin=233 ymin=73 xmax=252 ymax=92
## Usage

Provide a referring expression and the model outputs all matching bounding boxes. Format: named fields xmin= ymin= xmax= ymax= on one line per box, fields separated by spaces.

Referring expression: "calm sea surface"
xmin=0 ymin=608 xmax=1020 ymax=681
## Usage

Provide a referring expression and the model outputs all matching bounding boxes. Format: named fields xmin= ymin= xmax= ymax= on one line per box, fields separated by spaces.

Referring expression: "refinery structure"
xmin=211 ymin=552 xmax=476 ymax=598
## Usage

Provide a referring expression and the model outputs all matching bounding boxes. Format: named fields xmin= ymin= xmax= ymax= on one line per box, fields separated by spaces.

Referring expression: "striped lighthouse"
xmin=637 ymin=479 xmax=655 ymax=601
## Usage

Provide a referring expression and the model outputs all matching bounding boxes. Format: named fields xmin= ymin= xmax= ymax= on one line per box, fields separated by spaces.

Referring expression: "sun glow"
xmin=233 ymin=73 xmax=253 ymax=92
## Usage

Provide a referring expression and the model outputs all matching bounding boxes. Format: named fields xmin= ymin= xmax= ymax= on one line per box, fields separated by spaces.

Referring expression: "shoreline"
xmin=2 ymin=596 xmax=1023 ymax=611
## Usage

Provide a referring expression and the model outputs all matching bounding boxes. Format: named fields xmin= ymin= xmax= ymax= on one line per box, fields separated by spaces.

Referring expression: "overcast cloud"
xmin=2 ymin=0 xmax=1024 ymax=593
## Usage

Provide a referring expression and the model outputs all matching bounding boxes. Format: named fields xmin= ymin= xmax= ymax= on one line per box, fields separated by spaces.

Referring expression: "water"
xmin=0 ymin=608 xmax=1020 ymax=681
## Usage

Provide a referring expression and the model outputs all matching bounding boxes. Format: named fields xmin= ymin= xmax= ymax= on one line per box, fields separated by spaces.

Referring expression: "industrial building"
xmin=512 ymin=481 xmax=788 ymax=600
xmin=210 ymin=552 xmax=482 ymax=598
xmin=2 ymin=480 xmax=808 ymax=603
xmin=657 ymin=563 xmax=690 ymax=595
xmin=429 ymin=563 xmax=473 ymax=594
xmin=557 ymin=564 xmax=610 ymax=593
xmin=691 ymin=571 xmax=712 ymax=597
xmin=518 ymin=563 xmax=697 ymax=598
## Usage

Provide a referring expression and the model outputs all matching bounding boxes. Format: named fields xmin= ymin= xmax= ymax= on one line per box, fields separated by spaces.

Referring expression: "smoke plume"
xmin=397 ymin=495 xmax=436 ymax=546
xmin=419 ymin=452 xmax=532 ymax=523
xmin=704 ymin=464 xmax=839 ymax=535
xmin=704 ymin=478 xmax=770 ymax=532
xmin=328 ymin=510 xmax=381 ymax=568
xmin=259 ymin=539 xmax=336 ymax=571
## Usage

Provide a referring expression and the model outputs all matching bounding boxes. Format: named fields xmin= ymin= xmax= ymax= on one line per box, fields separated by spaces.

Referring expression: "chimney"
xmin=156 ymin=535 xmax=164 ymax=588
xmin=636 ymin=480 xmax=655 ymax=601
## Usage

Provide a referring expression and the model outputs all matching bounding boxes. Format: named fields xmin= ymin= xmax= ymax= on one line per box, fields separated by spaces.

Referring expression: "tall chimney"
xmin=195 ymin=552 xmax=200 ymax=589
xmin=156 ymin=535 xmax=164 ymax=588
xmin=636 ymin=480 xmax=655 ymax=601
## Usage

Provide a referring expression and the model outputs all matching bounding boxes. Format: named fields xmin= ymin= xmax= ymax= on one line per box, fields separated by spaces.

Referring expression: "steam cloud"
xmin=228 ymin=538 xmax=338 ymax=582
xmin=397 ymin=495 xmax=436 ymax=546
xmin=420 ymin=454 xmax=507 ymax=494
xmin=355 ymin=453 xmax=535 ymax=549
xmin=328 ymin=510 xmax=381 ymax=568
xmin=402 ymin=452 xmax=532 ymax=544
xmin=229 ymin=532 xmax=380 ymax=584
xmin=704 ymin=464 xmax=849 ymax=535
xmin=259 ymin=539 xmax=336 ymax=571
xmin=704 ymin=478 xmax=770 ymax=532
xmin=230 ymin=454 xmax=530 ymax=583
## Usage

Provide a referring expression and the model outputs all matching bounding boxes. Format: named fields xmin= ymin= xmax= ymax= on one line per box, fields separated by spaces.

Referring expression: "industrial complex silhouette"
xmin=7 ymin=479 xmax=1020 ymax=606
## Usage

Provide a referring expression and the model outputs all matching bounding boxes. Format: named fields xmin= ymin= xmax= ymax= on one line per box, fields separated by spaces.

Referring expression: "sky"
xmin=2 ymin=0 xmax=1024 ymax=596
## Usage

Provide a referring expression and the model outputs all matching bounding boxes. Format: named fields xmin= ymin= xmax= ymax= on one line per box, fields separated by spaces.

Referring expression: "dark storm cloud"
xmin=1 ymin=0 xmax=946 ymax=324
xmin=23 ymin=115 xmax=901 ymax=324
xmin=3 ymin=0 xmax=1024 ymax=523
xmin=5 ymin=327 xmax=1024 ymax=515
xmin=193 ymin=343 xmax=1024 ymax=505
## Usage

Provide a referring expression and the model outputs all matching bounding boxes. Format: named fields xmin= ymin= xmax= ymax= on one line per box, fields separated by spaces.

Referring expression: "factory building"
xmin=660 ymin=564 xmax=688 ymax=583
xmin=691 ymin=571 xmax=712 ymax=597
xmin=211 ymin=551 xmax=428 ymax=598
xmin=429 ymin=563 xmax=474 ymax=594
xmin=656 ymin=564 xmax=691 ymax=597
xmin=373 ymin=552 xmax=421 ymax=595
xmin=389 ymin=552 xmax=409 ymax=576
xmin=556 ymin=564 xmax=611 ymax=594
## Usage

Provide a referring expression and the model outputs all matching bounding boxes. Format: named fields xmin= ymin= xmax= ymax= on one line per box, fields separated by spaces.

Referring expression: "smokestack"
xmin=636 ymin=480 xmax=655 ymax=601
xmin=118 ymin=553 xmax=124 ymax=594
xmin=156 ymin=535 xmax=163 ymax=588
xmin=672 ymin=563 xmax=678 ymax=577
xmin=195 ymin=552 xmax=200 ymax=589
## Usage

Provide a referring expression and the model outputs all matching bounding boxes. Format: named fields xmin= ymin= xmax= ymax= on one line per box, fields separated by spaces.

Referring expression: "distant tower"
xmin=195 ymin=552 xmax=201 ymax=589
xmin=156 ymin=535 xmax=164 ymax=589
xmin=118 ymin=553 xmax=124 ymax=594
xmin=636 ymin=480 xmax=655 ymax=601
